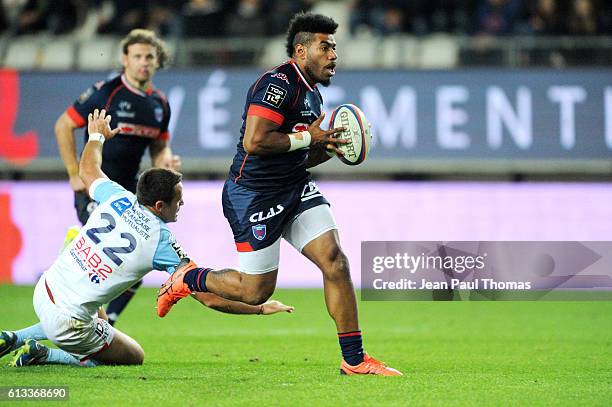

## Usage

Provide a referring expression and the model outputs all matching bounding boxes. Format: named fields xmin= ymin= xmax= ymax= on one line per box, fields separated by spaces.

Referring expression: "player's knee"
xmin=130 ymin=346 xmax=145 ymax=365
xmin=242 ymin=288 xmax=274 ymax=305
xmin=321 ymin=247 xmax=351 ymax=282
xmin=240 ymin=274 xmax=276 ymax=304
xmin=125 ymin=343 xmax=145 ymax=365
xmin=136 ymin=351 xmax=145 ymax=365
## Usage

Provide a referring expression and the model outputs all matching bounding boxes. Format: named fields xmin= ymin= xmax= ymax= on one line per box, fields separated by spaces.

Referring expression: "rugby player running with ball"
xmin=158 ymin=12 xmax=401 ymax=376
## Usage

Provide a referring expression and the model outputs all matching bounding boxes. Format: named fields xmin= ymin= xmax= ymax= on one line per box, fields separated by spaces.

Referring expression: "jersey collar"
xmin=121 ymin=74 xmax=154 ymax=96
xmin=289 ymin=59 xmax=316 ymax=92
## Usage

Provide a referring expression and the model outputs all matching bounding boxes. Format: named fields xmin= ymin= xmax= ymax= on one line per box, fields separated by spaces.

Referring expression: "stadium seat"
xmin=78 ymin=36 xmax=118 ymax=70
xmin=164 ymin=38 xmax=177 ymax=64
xmin=382 ymin=35 xmax=419 ymax=69
xmin=257 ymin=36 xmax=287 ymax=68
xmin=418 ymin=34 xmax=459 ymax=69
xmin=311 ymin=1 xmax=350 ymax=39
xmin=341 ymin=34 xmax=377 ymax=69
xmin=4 ymin=36 xmax=41 ymax=70
xmin=40 ymin=38 xmax=74 ymax=70
xmin=400 ymin=36 xmax=420 ymax=69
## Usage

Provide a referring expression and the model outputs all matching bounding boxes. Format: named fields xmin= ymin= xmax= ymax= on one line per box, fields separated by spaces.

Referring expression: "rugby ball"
xmin=328 ymin=104 xmax=371 ymax=165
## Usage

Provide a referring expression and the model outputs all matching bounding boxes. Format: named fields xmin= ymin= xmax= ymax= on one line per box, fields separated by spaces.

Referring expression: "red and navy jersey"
xmin=229 ymin=60 xmax=323 ymax=190
xmin=66 ymin=74 xmax=171 ymax=192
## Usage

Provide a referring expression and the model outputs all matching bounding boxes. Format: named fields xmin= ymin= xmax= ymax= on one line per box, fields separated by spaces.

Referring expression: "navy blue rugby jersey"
xmin=228 ymin=60 xmax=323 ymax=190
xmin=66 ymin=74 xmax=171 ymax=192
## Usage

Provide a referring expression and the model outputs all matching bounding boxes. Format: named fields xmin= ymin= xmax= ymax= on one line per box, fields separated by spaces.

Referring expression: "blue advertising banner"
xmin=2 ymin=69 xmax=611 ymax=172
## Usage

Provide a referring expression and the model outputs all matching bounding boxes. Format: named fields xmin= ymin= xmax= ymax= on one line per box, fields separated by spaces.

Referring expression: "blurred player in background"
xmin=0 ymin=110 xmax=293 ymax=367
xmin=158 ymin=12 xmax=401 ymax=376
xmin=54 ymin=29 xmax=180 ymax=326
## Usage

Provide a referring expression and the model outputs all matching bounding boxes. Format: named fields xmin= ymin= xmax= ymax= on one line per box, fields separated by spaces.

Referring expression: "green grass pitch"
xmin=1 ymin=284 xmax=611 ymax=406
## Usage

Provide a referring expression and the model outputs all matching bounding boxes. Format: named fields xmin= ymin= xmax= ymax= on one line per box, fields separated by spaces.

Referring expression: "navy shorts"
xmin=222 ymin=178 xmax=329 ymax=252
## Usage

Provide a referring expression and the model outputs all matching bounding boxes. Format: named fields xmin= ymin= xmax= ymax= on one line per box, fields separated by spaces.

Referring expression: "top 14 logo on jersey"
xmin=262 ymin=84 xmax=287 ymax=108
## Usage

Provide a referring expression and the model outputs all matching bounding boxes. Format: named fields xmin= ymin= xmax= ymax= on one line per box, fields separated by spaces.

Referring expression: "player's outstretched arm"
xmin=158 ymin=260 xmax=294 ymax=317
xmin=79 ymin=109 xmax=121 ymax=191
xmin=191 ymin=292 xmax=294 ymax=315
xmin=243 ymin=113 xmax=347 ymax=156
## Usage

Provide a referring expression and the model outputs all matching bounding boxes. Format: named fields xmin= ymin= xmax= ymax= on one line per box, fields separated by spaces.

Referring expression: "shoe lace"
xmin=365 ymin=357 xmax=389 ymax=373
xmin=158 ymin=272 xmax=182 ymax=298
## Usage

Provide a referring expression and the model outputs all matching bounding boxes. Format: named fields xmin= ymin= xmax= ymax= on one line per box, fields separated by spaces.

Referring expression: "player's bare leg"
xmin=204 ymin=269 xmax=278 ymax=305
xmin=301 ymin=230 xmax=359 ymax=332
xmin=302 ymin=229 xmax=402 ymax=376
xmin=92 ymin=329 xmax=144 ymax=365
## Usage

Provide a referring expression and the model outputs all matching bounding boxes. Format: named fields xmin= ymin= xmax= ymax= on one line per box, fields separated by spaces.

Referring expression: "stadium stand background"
xmin=0 ymin=0 xmax=611 ymax=181
xmin=1 ymin=0 xmax=610 ymax=70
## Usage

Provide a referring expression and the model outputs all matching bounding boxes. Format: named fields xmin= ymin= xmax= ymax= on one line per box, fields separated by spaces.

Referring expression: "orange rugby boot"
xmin=340 ymin=353 xmax=403 ymax=376
xmin=156 ymin=258 xmax=198 ymax=317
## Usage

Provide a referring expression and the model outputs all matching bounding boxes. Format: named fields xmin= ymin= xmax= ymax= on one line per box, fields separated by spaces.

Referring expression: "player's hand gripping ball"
xmin=328 ymin=104 xmax=372 ymax=165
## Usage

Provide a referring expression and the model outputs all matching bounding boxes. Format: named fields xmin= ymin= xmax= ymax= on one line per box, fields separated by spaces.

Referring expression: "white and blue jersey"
xmin=45 ymin=178 xmax=187 ymax=319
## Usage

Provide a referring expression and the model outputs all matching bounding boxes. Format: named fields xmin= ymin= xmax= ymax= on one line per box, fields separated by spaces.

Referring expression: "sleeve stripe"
xmin=247 ymin=104 xmax=284 ymax=126
xmin=88 ymin=177 xmax=108 ymax=200
xmin=66 ymin=106 xmax=86 ymax=127
xmin=158 ymin=131 xmax=170 ymax=141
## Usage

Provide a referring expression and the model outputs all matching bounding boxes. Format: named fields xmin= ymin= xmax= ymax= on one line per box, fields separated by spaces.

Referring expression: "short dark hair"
xmin=121 ymin=28 xmax=171 ymax=69
xmin=285 ymin=12 xmax=338 ymax=57
xmin=136 ymin=168 xmax=182 ymax=206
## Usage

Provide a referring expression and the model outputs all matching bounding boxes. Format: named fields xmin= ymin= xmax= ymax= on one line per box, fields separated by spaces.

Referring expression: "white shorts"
xmin=238 ymin=204 xmax=337 ymax=274
xmin=33 ymin=277 xmax=115 ymax=361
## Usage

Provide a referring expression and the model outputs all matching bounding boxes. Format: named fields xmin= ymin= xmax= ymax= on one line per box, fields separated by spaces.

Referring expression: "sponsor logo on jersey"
xmin=118 ymin=122 xmax=161 ymax=139
xmin=271 ymin=72 xmax=289 ymax=84
xmin=249 ymin=204 xmax=284 ymax=223
xmin=252 ymin=224 xmax=267 ymax=240
xmin=292 ymin=123 xmax=308 ymax=132
xmin=301 ymin=181 xmax=323 ymax=202
xmin=301 ymin=98 xmax=316 ymax=117
xmin=94 ymin=321 xmax=111 ymax=342
xmin=262 ymin=84 xmax=287 ymax=108
xmin=154 ymin=107 xmax=163 ymax=122
xmin=170 ymin=235 xmax=189 ymax=259
xmin=122 ymin=207 xmax=151 ymax=239
xmin=116 ymin=100 xmax=135 ymax=118
xmin=72 ymin=235 xmax=114 ymax=284
xmin=110 ymin=197 xmax=132 ymax=216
